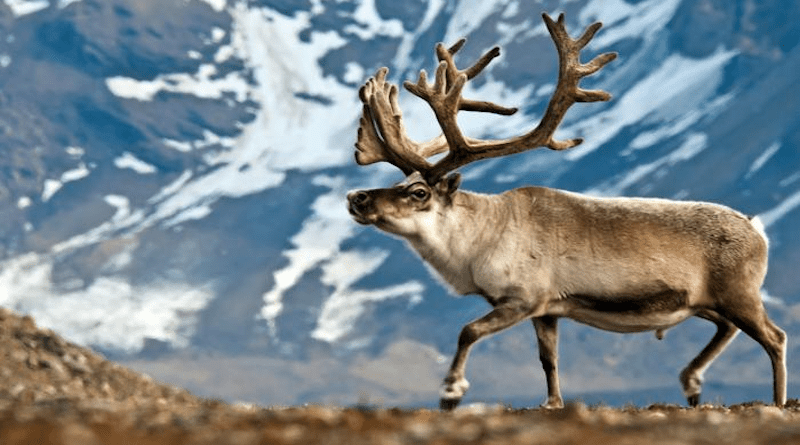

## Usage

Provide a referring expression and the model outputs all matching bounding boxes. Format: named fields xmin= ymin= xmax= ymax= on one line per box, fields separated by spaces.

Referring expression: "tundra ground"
xmin=2 ymin=307 xmax=799 ymax=445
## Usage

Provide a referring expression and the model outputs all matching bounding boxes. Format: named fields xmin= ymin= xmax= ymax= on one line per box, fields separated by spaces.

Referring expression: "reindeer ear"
xmin=438 ymin=173 xmax=461 ymax=196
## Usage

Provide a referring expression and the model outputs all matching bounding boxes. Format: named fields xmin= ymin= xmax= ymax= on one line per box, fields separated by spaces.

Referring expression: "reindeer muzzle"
xmin=347 ymin=190 xmax=374 ymax=224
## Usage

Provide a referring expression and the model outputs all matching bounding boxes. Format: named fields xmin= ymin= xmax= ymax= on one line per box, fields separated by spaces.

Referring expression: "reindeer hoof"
xmin=541 ymin=400 xmax=565 ymax=410
xmin=687 ymin=394 xmax=700 ymax=407
xmin=439 ymin=377 xmax=469 ymax=410
xmin=440 ymin=397 xmax=462 ymax=411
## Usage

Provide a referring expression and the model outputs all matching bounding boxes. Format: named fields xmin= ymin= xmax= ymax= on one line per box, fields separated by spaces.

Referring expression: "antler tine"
xmin=355 ymin=103 xmax=388 ymax=165
xmin=436 ymin=43 xmax=459 ymax=89
xmin=355 ymin=67 xmax=447 ymax=174
xmin=463 ymin=46 xmax=501 ymax=80
xmin=355 ymin=76 xmax=394 ymax=167
xmin=354 ymin=13 xmax=615 ymax=183
xmin=433 ymin=41 xmax=516 ymax=116
xmin=536 ymin=12 xmax=616 ymax=148
xmin=418 ymin=13 xmax=616 ymax=183
xmin=436 ymin=41 xmax=500 ymax=82
xmin=576 ymin=21 xmax=603 ymax=50
xmin=447 ymin=38 xmax=467 ymax=55
xmin=356 ymin=35 xmax=526 ymax=177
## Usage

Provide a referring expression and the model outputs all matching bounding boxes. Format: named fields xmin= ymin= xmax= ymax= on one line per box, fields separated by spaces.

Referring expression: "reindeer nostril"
xmin=352 ymin=191 xmax=370 ymax=206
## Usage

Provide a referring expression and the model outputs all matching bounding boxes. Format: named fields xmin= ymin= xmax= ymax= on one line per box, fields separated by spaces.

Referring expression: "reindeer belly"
xmin=561 ymin=289 xmax=693 ymax=333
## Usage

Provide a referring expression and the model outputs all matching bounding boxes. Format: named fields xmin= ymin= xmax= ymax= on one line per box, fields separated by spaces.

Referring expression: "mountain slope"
xmin=0 ymin=0 xmax=798 ymax=406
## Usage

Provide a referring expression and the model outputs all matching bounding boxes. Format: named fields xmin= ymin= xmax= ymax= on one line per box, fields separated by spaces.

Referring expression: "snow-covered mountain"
xmin=1 ymin=0 xmax=799 ymax=406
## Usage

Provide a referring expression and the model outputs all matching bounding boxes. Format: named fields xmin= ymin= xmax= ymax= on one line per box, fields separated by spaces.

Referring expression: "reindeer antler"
xmin=355 ymin=41 xmax=513 ymax=175
xmin=355 ymin=12 xmax=616 ymax=183
xmin=355 ymin=68 xmax=434 ymax=175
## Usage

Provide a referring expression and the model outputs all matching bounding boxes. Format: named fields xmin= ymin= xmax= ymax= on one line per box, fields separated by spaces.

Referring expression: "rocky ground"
xmin=1 ymin=307 xmax=800 ymax=445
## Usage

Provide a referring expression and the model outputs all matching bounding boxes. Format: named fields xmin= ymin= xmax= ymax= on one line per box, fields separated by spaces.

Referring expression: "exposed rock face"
xmin=0 ymin=307 xmax=196 ymax=406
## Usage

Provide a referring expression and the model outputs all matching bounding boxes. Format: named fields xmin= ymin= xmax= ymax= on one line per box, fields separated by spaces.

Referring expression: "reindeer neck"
xmin=405 ymin=190 xmax=509 ymax=291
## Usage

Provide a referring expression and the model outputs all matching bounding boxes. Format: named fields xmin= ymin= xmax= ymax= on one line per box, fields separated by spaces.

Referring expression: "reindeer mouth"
xmin=349 ymin=206 xmax=373 ymax=225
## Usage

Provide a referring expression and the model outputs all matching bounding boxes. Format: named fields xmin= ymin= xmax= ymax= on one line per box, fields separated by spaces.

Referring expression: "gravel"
xmin=1 ymin=307 xmax=799 ymax=445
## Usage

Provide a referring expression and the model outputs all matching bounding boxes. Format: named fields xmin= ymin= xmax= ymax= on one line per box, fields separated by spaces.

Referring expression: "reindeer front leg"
xmin=440 ymin=298 xmax=536 ymax=410
xmin=533 ymin=316 xmax=564 ymax=409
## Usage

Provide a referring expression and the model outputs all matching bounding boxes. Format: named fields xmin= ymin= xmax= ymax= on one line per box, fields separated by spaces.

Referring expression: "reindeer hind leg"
xmin=722 ymin=306 xmax=787 ymax=407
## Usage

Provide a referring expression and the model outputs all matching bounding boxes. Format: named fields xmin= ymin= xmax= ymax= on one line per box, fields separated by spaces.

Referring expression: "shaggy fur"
xmin=348 ymin=176 xmax=786 ymax=410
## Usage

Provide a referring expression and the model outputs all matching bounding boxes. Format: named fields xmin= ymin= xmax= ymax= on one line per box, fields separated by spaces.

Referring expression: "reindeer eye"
xmin=411 ymin=188 xmax=429 ymax=200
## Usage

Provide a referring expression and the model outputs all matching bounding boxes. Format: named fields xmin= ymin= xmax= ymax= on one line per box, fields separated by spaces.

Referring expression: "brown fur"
xmin=348 ymin=179 xmax=787 ymax=410
xmin=348 ymin=12 xmax=785 ymax=411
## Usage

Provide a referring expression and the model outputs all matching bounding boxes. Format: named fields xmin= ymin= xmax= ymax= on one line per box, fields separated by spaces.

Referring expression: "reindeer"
xmin=346 ymin=13 xmax=786 ymax=410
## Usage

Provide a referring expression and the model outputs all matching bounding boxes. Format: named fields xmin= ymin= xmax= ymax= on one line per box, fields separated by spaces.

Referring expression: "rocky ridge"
xmin=2 ymin=308 xmax=800 ymax=444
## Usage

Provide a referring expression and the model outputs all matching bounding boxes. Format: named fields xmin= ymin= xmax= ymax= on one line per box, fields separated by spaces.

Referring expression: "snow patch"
xmin=164 ymin=205 xmax=213 ymax=227
xmin=445 ymin=0 xmax=509 ymax=44
xmin=65 ymin=146 xmax=85 ymax=157
xmin=346 ymin=0 xmax=404 ymax=39
xmin=17 ymin=196 xmax=32 ymax=209
xmin=197 ymin=0 xmax=225 ymax=12
xmin=162 ymin=139 xmax=193 ymax=153
xmin=225 ymin=4 xmax=354 ymax=172
xmin=41 ymin=180 xmax=62 ymax=202
xmin=579 ymin=0 xmax=681 ymax=49
xmin=587 ymin=132 xmax=708 ymax=196
xmin=393 ymin=0 xmax=445 ymax=73
xmin=259 ymin=175 xmax=355 ymax=336
xmin=0 ymin=253 xmax=213 ymax=352
xmin=564 ymin=47 xmax=737 ymax=161
xmin=149 ymin=171 xmax=194 ymax=204
xmin=746 ymin=141 xmax=780 ymax=179
xmin=258 ymin=168 xmax=426 ymax=343
xmin=4 ymin=0 xmax=48 ymax=17
xmin=780 ymin=173 xmax=800 ymax=188
xmin=495 ymin=18 xmax=539 ymax=48
xmin=106 ymin=64 xmax=250 ymax=102
xmin=61 ymin=163 xmax=90 ymax=182
xmin=51 ymin=198 xmax=145 ymax=255
xmin=42 ymin=163 xmax=90 ymax=202
xmin=57 ymin=0 xmax=80 ymax=8
xmin=115 ymin=152 xmax=157 ymax=174
xmin=343 ymin=62 xmax=365 ymax=84
xmin=761 ymin=289 xmax=784 ymax=306
xmin=627 ymin=93 xmax=733 ymax=152
xmin=311 ymin=252 xmax=425 ymax=343
xmin=211 ymin=27 xmax=226 ymax=43
xmin=104 ymin=195 xmax=131 ymax=222
xmin=130 ymin=3 xmax=358 ymax=232
xmin=41 ymin=163 xmax=91 ymax=202
xmin=88 ymin=3 xmax=366 ymax=239
xmin=759 ymin=188 xmax=800 ymax=229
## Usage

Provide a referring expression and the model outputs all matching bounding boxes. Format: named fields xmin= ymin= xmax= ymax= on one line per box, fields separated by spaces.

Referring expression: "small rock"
xmin=39 ymin=356 xmax=70 ymax=381
xmin=25 ymin=353 xmax=39 ymax=369
xmin=756 ymin=406 xmax=785 ymax=420
xmin=61 ymin=424 xmax=101 ymax=445
xmin=63 ymin=352 xmax=92 ymax=375
xmin=9 ymin=383 xmax=25 ymax=398
xmin=20 ymin=315 xmax=36 ymax=332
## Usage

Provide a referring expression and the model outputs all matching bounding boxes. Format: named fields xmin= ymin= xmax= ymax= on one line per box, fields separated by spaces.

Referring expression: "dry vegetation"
xmin=2 ymin=307 xmax=800 ymax=445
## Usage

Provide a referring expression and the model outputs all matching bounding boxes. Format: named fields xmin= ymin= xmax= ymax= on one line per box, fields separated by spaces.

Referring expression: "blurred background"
xmin=0 ymin=0 xmax=798 ymax=407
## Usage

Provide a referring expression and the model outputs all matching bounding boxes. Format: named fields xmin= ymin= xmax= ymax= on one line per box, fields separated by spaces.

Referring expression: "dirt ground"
xmin=2 ymin=307 xmax=800 ymax=445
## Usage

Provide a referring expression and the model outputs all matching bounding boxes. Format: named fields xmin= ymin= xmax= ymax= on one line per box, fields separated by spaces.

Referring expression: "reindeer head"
xmin=347 ymin=171 xmax=461 ymax=236
xmin=348 ymin=13 xmax=616 ymax=235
